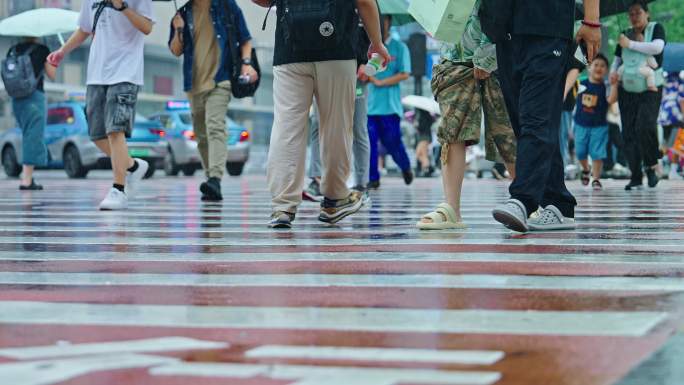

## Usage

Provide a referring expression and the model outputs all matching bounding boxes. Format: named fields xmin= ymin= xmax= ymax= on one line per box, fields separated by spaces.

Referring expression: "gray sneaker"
xmin=269 ymin=211 xmax=295 ymax=229
xmin=492 ymin=199 xmax=529 ymax=233
xmin=528 ymin=205 xmax=576 ymax=231
xmin=319 ymin=191 xmax=364 ymax=224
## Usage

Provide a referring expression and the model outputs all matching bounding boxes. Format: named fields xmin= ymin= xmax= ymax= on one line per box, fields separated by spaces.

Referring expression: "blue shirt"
xmin=368 ymin=38 xmax=412 ymax=117
xmin=574 ymin=79 xmax=609 ymax=127
xmin=169 ymin=0 xmax=251 ymax=93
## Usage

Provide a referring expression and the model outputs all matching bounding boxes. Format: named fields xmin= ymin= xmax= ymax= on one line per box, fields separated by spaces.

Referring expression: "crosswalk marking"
xmin=2 ymin=272 xmax=684 ymax=292
xmin=0 ymin=301 xmax=668 ymax=337
xmin=245 ymin=345 xmax=505 ymax=365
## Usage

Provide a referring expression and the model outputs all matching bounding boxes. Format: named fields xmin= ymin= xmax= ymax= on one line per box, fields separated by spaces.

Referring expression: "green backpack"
xmin=621 ymin=22 xmax=664 ymax=93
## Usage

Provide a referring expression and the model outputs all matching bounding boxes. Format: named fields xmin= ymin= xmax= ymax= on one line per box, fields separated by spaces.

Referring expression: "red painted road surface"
xmin=0 ymin=173 xmax=682 ymax=385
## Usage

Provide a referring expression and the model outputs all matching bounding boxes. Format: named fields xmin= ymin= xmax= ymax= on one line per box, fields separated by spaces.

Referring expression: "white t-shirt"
xmin=79 ymin=0 xmax=155 ymax=86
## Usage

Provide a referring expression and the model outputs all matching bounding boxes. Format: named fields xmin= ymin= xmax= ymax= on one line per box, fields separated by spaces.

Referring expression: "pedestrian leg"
xmin=204 ymin=82 xmax=231 ymax=179
xmin=314 ymin=59 xmax=356 ymax=200
xmin=189 ymin=92 xmax=210 ymax=178
xmin=368 ymin=116 xmax=381 ymax=184
xmin=376 ymin=114 xmax=411 ymax=173
xmin=267 ymin=63 xmax=316 ymax=214
xmin=352 ymin=83 xmax=371 ymax=188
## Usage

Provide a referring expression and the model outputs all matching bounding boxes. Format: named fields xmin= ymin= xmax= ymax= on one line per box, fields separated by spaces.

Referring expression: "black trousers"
xmin=604 ymin=122 xmax=626 ymax=170
xmin=496 ymin=35 xmax=577 ymax=218
xmin=618 ymin=88 xmax=663 ymax=183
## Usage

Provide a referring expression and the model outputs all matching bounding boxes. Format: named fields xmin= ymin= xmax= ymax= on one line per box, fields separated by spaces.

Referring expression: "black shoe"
xmin=624 ymin=181 xmax=643 ymax=191
xmin=646 ymin=168 xmax=659 ymax=188
xmin=367 ymin=180 xmax=380 ymax=190
xmin=402 ymin=170 xmax=414 ymax=185
xmin=491 ymin=163 xmax=507 ymax=180
xmin=200 ymin=177 xmax=223 ymax=201
xmin=19 ymin=179 xmax=43 ymax=191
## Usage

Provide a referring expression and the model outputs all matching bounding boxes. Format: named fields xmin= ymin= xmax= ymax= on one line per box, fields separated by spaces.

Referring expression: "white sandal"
xmin=416 ymin=203 xmax=466 ymax=230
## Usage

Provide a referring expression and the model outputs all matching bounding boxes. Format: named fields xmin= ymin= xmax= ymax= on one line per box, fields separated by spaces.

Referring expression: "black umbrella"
xmin=574 ymin=0 xmax=657 ymax=20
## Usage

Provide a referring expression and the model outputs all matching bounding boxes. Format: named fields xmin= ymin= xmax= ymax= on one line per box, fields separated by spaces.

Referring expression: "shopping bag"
xmin=408 ymin=0 xmax=477 ymax=42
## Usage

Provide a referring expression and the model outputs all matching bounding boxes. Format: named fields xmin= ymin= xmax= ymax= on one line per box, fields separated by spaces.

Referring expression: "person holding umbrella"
xmin=47 ymin=0 xmax=155 ymax=210
xmin=168 ymin=0 xmax=256 ymax=201
xmin=3 ymin=37 xmax=57 ymax=190
xmin=610 ymin=0 xmax=667 ymax=190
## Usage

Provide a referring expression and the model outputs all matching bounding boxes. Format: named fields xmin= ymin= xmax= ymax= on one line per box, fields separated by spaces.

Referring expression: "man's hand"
xmin=241 ymin=64 xmax=259 ymax=83
xmin=618 ymin=34 xmax=631 ymax=49
xmin=368 ymin=42 xmax=391 ymax=68
xmin=357 ymin=65 xmax=369 ymax=83
xmin=473 ymin=68 xmax=491 ymax=80
xmin=47 ymin=49 xmax=65 ymax=68
xmin=576 ymin=25 xmax=601 ymax=62
xmin=173 ymin=13 xmax=185 ymax=29
xmin=111 ymin=0 xmax=124 ymax=9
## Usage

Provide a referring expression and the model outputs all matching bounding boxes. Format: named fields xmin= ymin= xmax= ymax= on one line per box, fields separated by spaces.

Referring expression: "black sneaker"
xmin=367 ymin=180 xmax=380 ymax=190
xmin=646 ymin=168 xmax=659 ymax=188
xmin=19 ymin=179 xmax=43 ymax=191
xmin=200 ymin=177 xmax=223 ymax=201
xmin=624 ymin=181 xmax=643 ymax=191
xmin=318 ymin=191 xmax=364 ymax=224
xmin=591 ymin=179 xmax=603 ymax=191
xmin=402 ymin=170 xmax=414 ymax=185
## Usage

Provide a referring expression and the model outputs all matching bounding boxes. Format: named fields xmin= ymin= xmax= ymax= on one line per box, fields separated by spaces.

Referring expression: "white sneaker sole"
xmin=319 ymin=198 xmax=364 ymax=224
xmin=492 ymin=208 xmax=529 ymax=233
xmin=528 ymin=220 xmax=576 ymax=231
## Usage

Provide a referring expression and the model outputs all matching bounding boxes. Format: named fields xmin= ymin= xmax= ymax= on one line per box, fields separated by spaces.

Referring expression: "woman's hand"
xmin=619 ymin=34 xmax=631 ymax=49
xmin=241 ymin=65 xmax=259 ymax=83
xmin=473 ymin=67 xmax=491 ymax=80
xmin=172 ymin=13 xmax=185 ymax=29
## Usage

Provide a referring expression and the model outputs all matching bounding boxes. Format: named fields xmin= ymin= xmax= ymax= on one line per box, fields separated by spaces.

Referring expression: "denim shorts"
xmin=86 ymin=82 xmax=139 ymax=141
xmin=574 ymin=123 xmax=609 ymax=161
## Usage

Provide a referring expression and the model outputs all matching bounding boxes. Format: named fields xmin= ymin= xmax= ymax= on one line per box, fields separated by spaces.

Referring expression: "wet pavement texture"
xmin=0 ymin=171 xmax=683 ymax=385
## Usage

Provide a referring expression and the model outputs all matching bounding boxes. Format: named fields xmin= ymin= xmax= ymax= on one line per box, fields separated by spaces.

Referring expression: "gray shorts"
xmin=86 ymin=82 xmax=139 ymax=141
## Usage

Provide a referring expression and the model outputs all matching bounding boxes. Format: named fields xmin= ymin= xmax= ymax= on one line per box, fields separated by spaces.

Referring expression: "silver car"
xmin=1 ymin=102 xmax=167 ymax=179
xmin=149 ymin=105 xmax=250 ymax=177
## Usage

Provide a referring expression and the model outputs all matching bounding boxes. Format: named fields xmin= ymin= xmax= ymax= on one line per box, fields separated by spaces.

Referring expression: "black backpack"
xmin=276 ymin=0 xmax=357 ymax=54
xmin=1 ymin=45 xmax=41 ymax=99
xmin=479 ymin=0 xmax=514 ymax=43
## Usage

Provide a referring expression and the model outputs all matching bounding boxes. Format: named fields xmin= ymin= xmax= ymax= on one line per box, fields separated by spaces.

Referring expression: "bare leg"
xmin=592 ymin=159 xmax=603 ymax=181
xmin=416 ymin=141 xmax=430 ymax=169
xmin=94 ymin=139 xmax=111 ymax=156
xmin=580 ymin=159 xmax=590 ymax=172
xmin=422 ymin=143 xmax=466 ymax=224
xmin=21 ymin=165 xmax=34 ymax=186
xmin=107 ymin=132 xmax=134 ymax=186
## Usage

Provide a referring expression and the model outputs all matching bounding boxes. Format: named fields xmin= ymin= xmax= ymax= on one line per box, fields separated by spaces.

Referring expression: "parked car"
xmin=148 ymin=101 xmax=251 ymax=177
xmin=1 ymin=101 xmax=167 ymax=179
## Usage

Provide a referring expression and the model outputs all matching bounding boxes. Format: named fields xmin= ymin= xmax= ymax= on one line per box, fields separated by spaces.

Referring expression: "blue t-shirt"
xmin=574 ymin=79 xmax=609 ymax=127
xmin=368 ymin=38 xmax=412 ymax=117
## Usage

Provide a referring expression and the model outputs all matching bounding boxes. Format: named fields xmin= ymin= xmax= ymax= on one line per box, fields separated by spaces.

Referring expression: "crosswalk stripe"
xmin=0 ymin=301 xmax=668 ymax=337
xmin=150 ymin=362 xmax=502 ymax=385
xmin=2 ymin=272 xmax=684 ymax=292
xmin=245 ymin=345 xmax=505 ymax=365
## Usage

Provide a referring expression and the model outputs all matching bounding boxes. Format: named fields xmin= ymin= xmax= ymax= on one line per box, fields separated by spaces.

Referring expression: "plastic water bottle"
xmin=364 ymin=53 xmax=386 ymax=76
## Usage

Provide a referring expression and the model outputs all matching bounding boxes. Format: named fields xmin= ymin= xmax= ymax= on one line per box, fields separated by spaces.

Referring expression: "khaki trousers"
xmin=188 ymin=81 xmax=231 ymax=179
xmin=267 ymin=60 xmax=357 ymax=213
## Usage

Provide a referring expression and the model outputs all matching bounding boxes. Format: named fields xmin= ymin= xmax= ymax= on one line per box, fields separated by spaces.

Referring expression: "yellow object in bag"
xmin=408 ymin=0 xmax=477 ymax=42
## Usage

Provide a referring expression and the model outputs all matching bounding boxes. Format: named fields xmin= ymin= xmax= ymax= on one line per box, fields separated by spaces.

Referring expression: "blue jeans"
xmin=11 ymin=91 xmax=47 ymax=167
xmin=368 ymin=114 xmax=411 ymax=182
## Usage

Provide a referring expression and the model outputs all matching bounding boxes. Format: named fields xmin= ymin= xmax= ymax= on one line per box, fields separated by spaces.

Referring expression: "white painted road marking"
xmin=0 ymin=337 xmax=228 ymax=360
xmin=150 ymin=362 xmax=502 ymax=385
xmin=246 ymin=345 xmax=505 ymax=365
xmin=1 ymin=272 xmax=683 ymax=292
xmin=0 ymin=301 xmax=668 ymax=337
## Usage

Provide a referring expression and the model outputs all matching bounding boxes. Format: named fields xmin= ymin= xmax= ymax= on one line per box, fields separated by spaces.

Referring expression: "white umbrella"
xmin=402 ymin=95 xmax=441 ymax=116
xmin=0 ymin=8 xmax=80 ymax=44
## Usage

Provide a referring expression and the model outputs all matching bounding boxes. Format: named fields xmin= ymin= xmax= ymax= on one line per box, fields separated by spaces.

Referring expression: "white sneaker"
xmin=99 ymin=188 xmax=128 ymax=211
xmin=125 ymin=158 xmax=149 ymax=199
xmin=528 ymin=205 xmax=576 ymax=231
xmin=492 ymin=199 xmax=529 ymax=233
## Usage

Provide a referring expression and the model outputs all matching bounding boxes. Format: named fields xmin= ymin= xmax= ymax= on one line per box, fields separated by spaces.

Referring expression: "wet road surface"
xmin=0 ymin=172 xmax=682 ymax=385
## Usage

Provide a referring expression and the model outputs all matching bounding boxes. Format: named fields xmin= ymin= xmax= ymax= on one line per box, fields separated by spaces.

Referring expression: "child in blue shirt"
xmin=574 ymin=54 xmax=618 ymax=190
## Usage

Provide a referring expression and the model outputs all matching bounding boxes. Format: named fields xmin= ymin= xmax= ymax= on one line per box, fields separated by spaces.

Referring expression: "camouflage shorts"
xmin=431 ymin=60 xmax=516 ymax=164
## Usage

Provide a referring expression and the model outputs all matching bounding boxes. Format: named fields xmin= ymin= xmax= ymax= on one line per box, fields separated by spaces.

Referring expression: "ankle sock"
xmin=127 ymin=160 xmax=139 ymax=173
xmin=113 ymin=184 xmax=125 ymax=192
